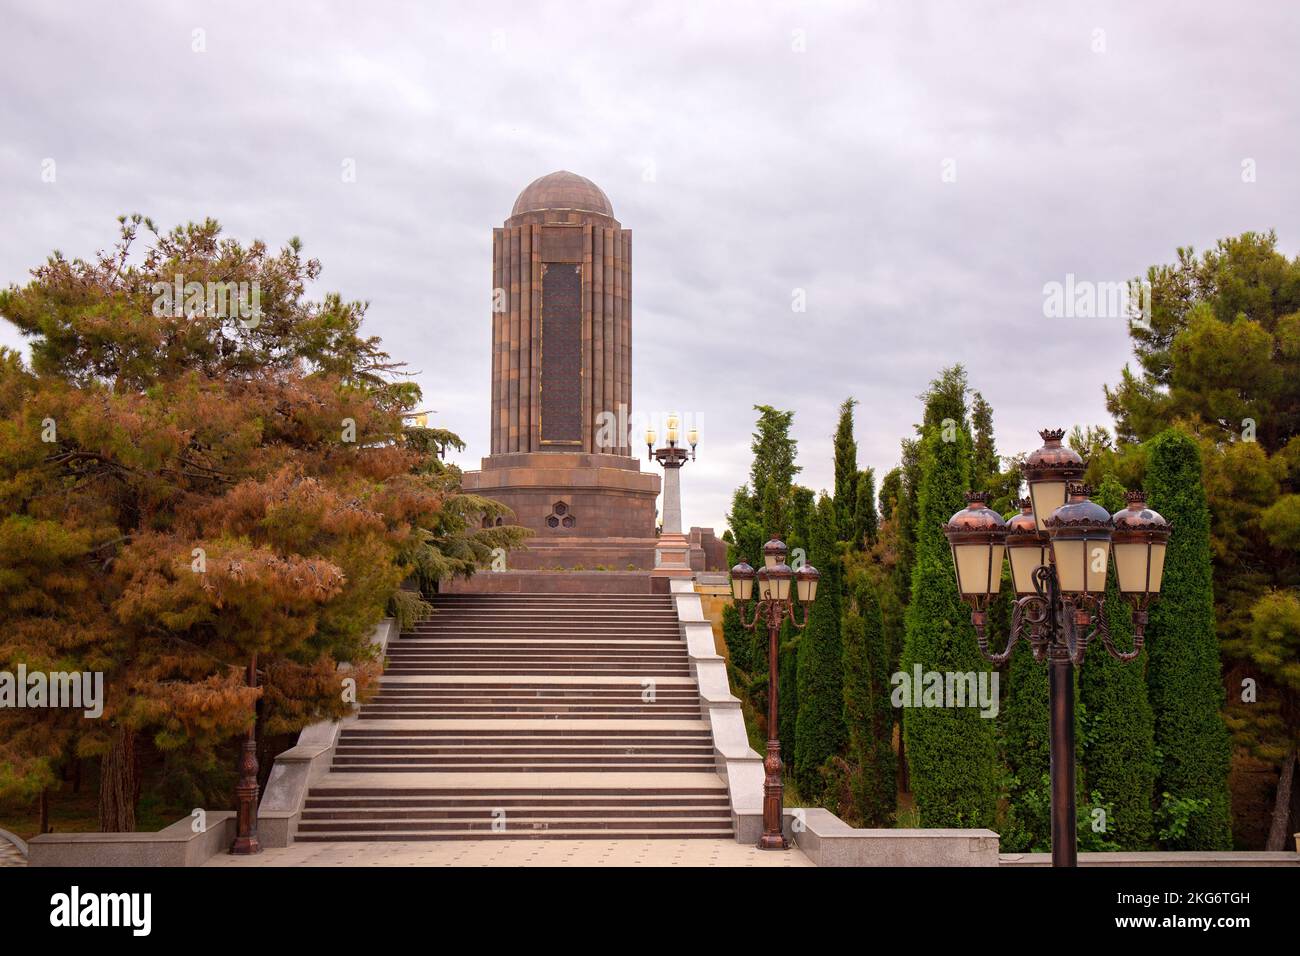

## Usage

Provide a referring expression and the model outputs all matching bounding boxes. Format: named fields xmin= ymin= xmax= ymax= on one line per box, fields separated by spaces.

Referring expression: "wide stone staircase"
xmin=295 ymin=592 xmax=734 ymax=841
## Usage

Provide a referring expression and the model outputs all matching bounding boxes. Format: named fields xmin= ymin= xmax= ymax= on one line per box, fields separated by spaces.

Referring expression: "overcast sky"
xmin=2 ymin=1 xmax=1296 ymax=536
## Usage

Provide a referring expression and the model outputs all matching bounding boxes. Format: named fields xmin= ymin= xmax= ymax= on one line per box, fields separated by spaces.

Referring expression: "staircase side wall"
xmin=667 ymin=578 xmax=765 ymax=843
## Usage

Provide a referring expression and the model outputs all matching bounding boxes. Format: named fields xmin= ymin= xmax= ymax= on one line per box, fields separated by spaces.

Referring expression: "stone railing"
xmin=258 ymin=617 xmax=398 ymax=846
xmin=668 ymin=578 xmax=765 ymax=842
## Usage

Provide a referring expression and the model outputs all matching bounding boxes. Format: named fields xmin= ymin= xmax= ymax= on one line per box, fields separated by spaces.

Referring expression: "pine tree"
xmin=0 ymin=216 xmax=526 ymax=829
xmin=794 ymin=495 xmax=846 ymax=799
xmin=900 ymin=366 xmax=998 ymax=827
xmin=1143 ymin=429 xmax=1233 ymax=849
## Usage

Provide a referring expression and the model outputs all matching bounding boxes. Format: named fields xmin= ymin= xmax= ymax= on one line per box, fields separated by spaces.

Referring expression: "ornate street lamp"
xmin=944 ymin=430 xmax=1171 ymax=867
xmin=729 ymin=536 xmax=819 ymax=849
xmin=647 ymin=414 xmax=699 ymax=576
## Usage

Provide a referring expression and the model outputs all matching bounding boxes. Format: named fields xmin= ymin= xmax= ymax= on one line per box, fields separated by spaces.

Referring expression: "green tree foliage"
xmin=853 ymin=467 xmax=878 ymax=550
xmin=971 ymin=391 xmax=997 ymax=491
xmin=998 ymin=639 xmax=1051 ymax=851
xmin=794 ymin=495 xmax=846 ymax=798
xmin=1144 ymin=429 xmax=1233 ymax=849
xmin=1104 ymin=231 xmax=1300 ymax=844
xmin=833 ymin=398 xmax=859 ymax=538
xmin=878 ymin=467 xmax=902 ymax=524
xmin=779 ymin=620 xmax=799 ymax=766
xmin=749 ymin=404 xmax=801 ymax=539
xmin=724 ymin=406 xmax=801 ymax=737
xmin=842 ymin=576 xmax=895 ymax=824
xmin=893 ymin=439 xmax=921 ymax=613
xmin=1079 ymin=475 xmax=1157 ymax=849
xmin=721 ymin=601 xmax=751 ymax=673
xmin=900 ymin=366 xmax=997 ymax=827
xmin=0 ymin=216 xmax=523 ymax=828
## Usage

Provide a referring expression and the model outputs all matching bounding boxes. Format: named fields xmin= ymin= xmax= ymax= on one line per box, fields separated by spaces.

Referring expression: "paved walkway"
xmin=206 ymin=838 xmax=814 ymax=867
xmin=0 ymin=844 xmax=25 ymax=867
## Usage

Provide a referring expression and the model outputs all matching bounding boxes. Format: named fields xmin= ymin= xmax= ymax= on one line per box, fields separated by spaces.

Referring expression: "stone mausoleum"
xmin=462 ymin=171 xmax=664 ymax=571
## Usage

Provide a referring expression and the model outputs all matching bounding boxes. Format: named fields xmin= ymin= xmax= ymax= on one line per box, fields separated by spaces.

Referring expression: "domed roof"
xmin=511 ymin=170 xmax=614 ymax=218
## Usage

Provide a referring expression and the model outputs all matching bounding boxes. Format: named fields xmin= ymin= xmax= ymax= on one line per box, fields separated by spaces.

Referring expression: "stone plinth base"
xmin=463 ymin=451 xmax=660 ymax=570
xmin=652 ymin=531 xmax=693 ymax=580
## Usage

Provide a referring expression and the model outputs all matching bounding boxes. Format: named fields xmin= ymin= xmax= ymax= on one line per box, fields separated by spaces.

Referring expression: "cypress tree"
xmin=750 ymin=405 xmax=800 ymax=538
xmin=1078 ymin=475 xmax=1157 ymax=849
xmin=894 ymin=439 xmax=921 ymax=605
xmin=794 ymin=495 xmax=847 ymax=798
xmin=900 ymin=367 xmax=998 ymax=827
xmin=779 ymin=620 xmax=799 ymax=766
xmin=833 ymin=398 xmax=859 ymax=537
xmin=878 ymin=467 xmax=902 ymax=524
xmin=721 ymin=601 xmax=751 ymax=673
xmin=1143 ymin=429 xmax=1233 ymax=849
xmin=854 ymin=467 xmax=878 ymax=549
xmin=1000 ymin=637 xmax=1052 ymax=850
xmin=971 ymin=390 xmax=997 ymax=491
xmin=776 ymin=484 xmax=816 ymax=762
xmin=842 ymin=577 xmax=896 ymax=824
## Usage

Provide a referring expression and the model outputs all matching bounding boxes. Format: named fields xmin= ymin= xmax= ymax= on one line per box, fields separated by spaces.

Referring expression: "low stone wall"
xmin=791 ymin=808 xmax=1000 ymax=866
xmin=28 ymin=812 xmax=236 ymax=867
xmin=1001 ymin=850 xmax=1300 ymax=867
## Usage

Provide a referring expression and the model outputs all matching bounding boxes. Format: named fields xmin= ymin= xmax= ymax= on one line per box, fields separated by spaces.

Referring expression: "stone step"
xmin=386 ymin=646 xmax=687 ymax=655
xmin=295 ymin=828 xmax=733 ymax=842
xmin=297 ymin=590 xmax=730 ymax=842
xmin=330 ymin=761 xmax=717 ymax=772
xmin=340 ymin=731 xmax=713 ymax=740
xmin=335 ymin=744 xmax=715 ymax=755
xmin=358 ymin=713 xmax=699 ymax=721
xmin=369 ymin=687 xmax=699 ymax=697
xmin=382 ymin=667 xmax=693 ymax=676
xmin=299 ymin=811 xmax=738 ymax=827
xmin=359 ymin=704 xmax=700 ymax=712
xmin=297 ymin=816 xmax=731 ymax=833
xmin=342 ymin=720 xmax=712 ymax=733
xmin=332 ymin=754 xmax=718 ymax=766
xmin=305 ymin=794 xmax=730 ymax=809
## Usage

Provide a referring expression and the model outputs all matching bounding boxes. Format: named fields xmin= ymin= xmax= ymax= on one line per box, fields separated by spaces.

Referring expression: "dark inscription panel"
xmin=540 ymin=264 xmax=583 ymax=445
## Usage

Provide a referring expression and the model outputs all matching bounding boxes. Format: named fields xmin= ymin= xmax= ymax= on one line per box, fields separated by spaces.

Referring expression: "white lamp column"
xmin=648 ymin=417 xmax=696 ymax=580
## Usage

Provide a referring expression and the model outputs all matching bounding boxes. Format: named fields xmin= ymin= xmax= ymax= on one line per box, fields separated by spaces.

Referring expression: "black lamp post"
xmin=728 ymin=536 xmax=820 ymax=849
xmin=944 ymin=429 xmax=1171 ymax=867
